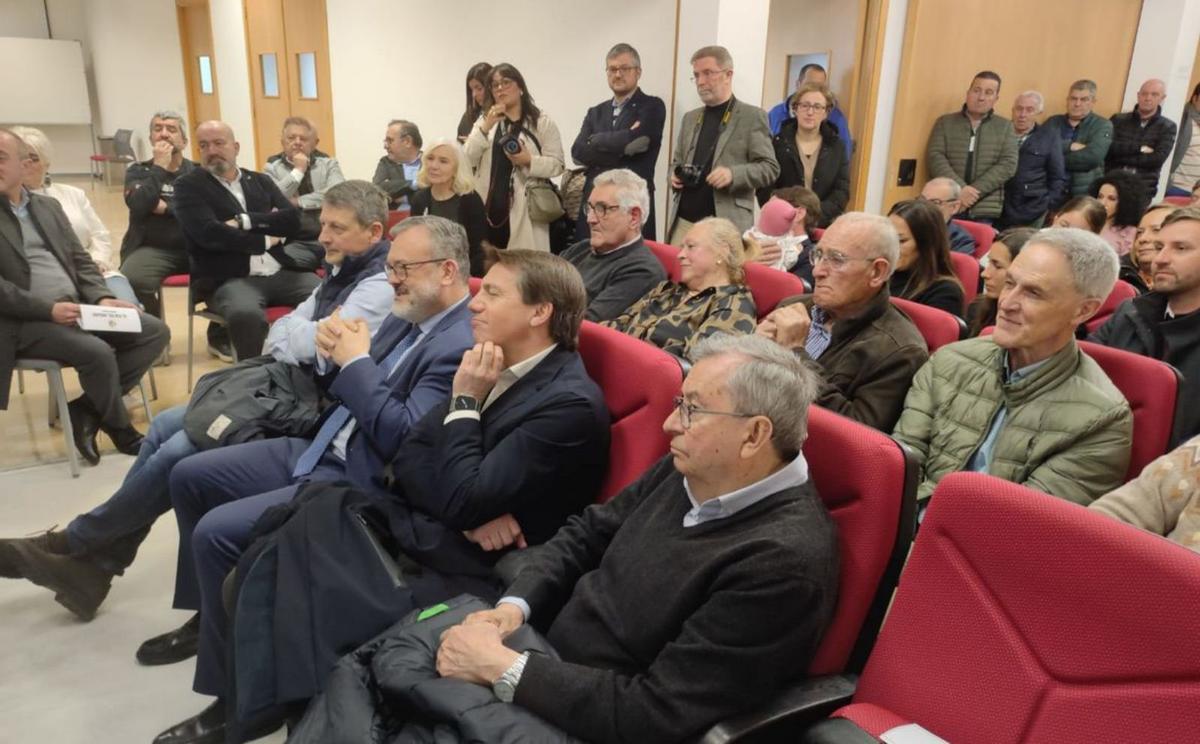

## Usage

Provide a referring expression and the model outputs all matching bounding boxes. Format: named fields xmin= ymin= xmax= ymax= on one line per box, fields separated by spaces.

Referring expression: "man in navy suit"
xmin=571 ymin=43 xmax=665 ymax=241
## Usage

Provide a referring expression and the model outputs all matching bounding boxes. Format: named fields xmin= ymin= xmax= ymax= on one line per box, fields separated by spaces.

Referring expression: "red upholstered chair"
xmin=949 ymin=251 xmax=980 ymax=311
xmin=811 ymin=227 xmax=825 ymax=242
xmin=577 ymin=321 xmax=682 ymax=501
xmin=951 ymin=218 xmax=997 ymax=259
xmin=1078 ymin=340 xmax=1179 ymax=481
xmin=646 ymin=239 xmax=681 ymax=281
xmin=468 ymin=276 xmax=481 ymax=295
xmin=701 ymin=406 xmax=918 ymax=742
xmin=811 ymin=472 xmax=1200 ymax=743
xmin=891 ymin=297 xmax=966 ymax=353
xmin=1084 ymin=279 xmax=1137 ymax=333
xmin=1164 ymin=195 xmax=1193 ymax=206
xmin=386 ymin=210 xmax=409 ymax=233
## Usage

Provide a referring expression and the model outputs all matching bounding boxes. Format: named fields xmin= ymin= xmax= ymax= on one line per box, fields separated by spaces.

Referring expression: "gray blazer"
xmin=0 ymin=192 xmax=113 ymax=408
xmin=669 ymin=98 xmax=779 ymax=233
xmin=264 ymin=152 xmax=346 ymax=210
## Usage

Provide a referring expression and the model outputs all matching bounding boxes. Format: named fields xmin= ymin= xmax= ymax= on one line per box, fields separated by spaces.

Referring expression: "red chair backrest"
xmin=386 ymin=210 xmax=409 ymax=232
xmin=952 ymin=218 xmax=997 ymax=259
xmin=577 ymin=321 xmax=682 ymax=502
xmin=949 ymin=251 xmax=979 ymax=311
xmin=890 ymin=297 xmax=962 ymax=353
xmin=646 ymin=240 xmax=804 ymax=319
xmin=1164 ymin=195 xmax=1192 ymax=206
xmin=811 ymin=227 xmax=825 ymax=242
xmin=845 ymin=472 xmax=1200 ymax=743
xmin=162 ymin=273 xmax=190 ymax=288
xmin=1078 ymin=340 xmax=1178 ymax=480
xmin=1084 ymin=280 xmax=1137 ymax=333
xmin=803 ymin=406 xmax=917 ymax=675
xmin=646 ymin=240 xmax=681 ymax=281
xmin=468 ymin=277 xmax=481 ymax=295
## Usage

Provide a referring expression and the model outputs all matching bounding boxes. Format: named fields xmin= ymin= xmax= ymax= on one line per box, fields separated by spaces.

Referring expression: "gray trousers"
xmin=120 ymin=245 xmax=190 ymax=318
xmin=207 ymin=271 xmax=321 ymax=360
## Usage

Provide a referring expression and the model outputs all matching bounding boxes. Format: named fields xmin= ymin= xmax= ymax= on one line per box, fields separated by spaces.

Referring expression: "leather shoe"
xmin=152 ymin=699 xmax=226 ymax=744
xmin=67 ymin=398 xmax=101 ymax=465
xmin=137 ymin=613 xmax=200 ymax=665
xmin=102 ymin=424 xmax=145 ymax=456
xmin=0 ymin=527 xmax=70 ymax=579
xmin=7 ymin=540 xmax=112 ymax=620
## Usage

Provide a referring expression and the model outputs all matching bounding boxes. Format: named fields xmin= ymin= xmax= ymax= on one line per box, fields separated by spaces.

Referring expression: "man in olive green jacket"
xmin=927 ymin=71 xmax=1019 ymax=222
xmin=893 ymin=227 xmax=1132 ymax=506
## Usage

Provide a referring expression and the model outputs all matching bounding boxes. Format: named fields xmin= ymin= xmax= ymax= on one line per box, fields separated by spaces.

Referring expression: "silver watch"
xmin=492 ymin=651 xmax=530 ymax=703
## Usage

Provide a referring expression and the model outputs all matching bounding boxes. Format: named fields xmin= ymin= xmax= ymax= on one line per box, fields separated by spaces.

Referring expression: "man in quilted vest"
xmin=893 ymin=227 xmax=1132 ymax=508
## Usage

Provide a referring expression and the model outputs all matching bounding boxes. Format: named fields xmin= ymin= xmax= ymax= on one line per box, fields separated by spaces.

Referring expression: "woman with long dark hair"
xmin=464 ymin=63 xmax=565 ymax=251
xmin=966 ymin=227 xmax=1036 ymax=336
xmin=887 ymin=199 xmax=964 ymax=317
xmin=1088 ymin=170 xmax=1146 ymax=256
xmin=457 ymin=62 xmax=493 ymax=144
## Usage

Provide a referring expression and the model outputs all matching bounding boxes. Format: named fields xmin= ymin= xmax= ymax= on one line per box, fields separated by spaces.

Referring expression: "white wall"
xmin=715 ymin=0 xmax=771 ymax=106
xmin=326 ymin=0 xmax=677 ymax=234
xmin=209 ymin=0 xmax=257 ymax=167
xmin=0 ymin=0 xmax=50 ymax=37
xmin=863 ymin=0 xmax=908 ymax=213
xmin=761 ymin=0 xmax=859 ymax=111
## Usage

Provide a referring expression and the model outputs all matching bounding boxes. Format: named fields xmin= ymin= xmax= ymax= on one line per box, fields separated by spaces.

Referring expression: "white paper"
xmin=77 ymin=304 xmax=142 ymax=333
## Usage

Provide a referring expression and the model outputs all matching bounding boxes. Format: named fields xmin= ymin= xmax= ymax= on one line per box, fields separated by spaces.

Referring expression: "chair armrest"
xmin=698 ymin=674 xmax=858 ymax=743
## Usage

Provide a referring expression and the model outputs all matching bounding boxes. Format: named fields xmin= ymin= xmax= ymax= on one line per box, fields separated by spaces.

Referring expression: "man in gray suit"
xmin=265 ymin=116 xmax=345 ymax=244
xmin=0 ymin=128 xmax=169 ymax=464
xmin=668 ymin=45 xmax=779 ymax=243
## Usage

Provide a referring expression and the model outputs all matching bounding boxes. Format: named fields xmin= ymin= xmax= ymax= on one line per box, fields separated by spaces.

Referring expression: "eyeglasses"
xmin=811 ymin=248 xmax=873 ymax=270
xmin=691 ymin=69 xmax=728 ymax=82
xmin=490 ymin=79 xmax=516 ymax=92
xmin=921 ymin=197 xmax=958 ymax=207
xmin=384 ymin=258 xmax=444 ymax=280
xmin=585 ymin=201 xmax=623 ymax=218
xmin=793 ymin=102 xmax=827 ymax=113
xmin=672 ymin=396 xmax=755 ymax=430
xmin=606 ymin=65 xmax=639 ymax=76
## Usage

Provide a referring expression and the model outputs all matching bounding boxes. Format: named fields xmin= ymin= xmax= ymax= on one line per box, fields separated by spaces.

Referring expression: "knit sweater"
xmin=561 ymin=237 xmax=667 ymax=322
xmin=1091 ymin=435 xmax=1200 ymax=553
xmin=509 ymin=455 xmax=839 ymax=744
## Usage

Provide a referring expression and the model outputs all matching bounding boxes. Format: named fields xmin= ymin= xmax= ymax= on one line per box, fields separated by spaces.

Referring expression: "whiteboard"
xmin=0 ymin=37 xmax=91 ymax=125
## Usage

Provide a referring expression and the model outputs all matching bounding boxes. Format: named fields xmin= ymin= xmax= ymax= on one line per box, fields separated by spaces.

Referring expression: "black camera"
xmin=675 ymin=163 xmax=703 ymax=188
xmin=499 ymin=133 xmax=522 ymax=155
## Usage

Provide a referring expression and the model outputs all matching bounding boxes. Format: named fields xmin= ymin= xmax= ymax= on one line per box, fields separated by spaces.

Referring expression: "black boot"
xmin=137 ymin=613 xmax=201 ymax=665
xmin=67 ymin=397 xmax=101 ymax=465
xmin=101 ymin=422 xmax=145 ymax=456
xmin=152 ymin=699 xmax=226 ymax=744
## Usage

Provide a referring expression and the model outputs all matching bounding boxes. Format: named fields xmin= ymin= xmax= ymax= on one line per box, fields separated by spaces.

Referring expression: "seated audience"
xmin=465 ymin=63 xmax=565 ymax=251
xmin=408 ymin=138 xmax=487 ymax=276
xmin=1090 ymin=434 xmax=1200 ymax=553
xmin=10 ymin=126 xmax=138 ymax=305
xmin=265 ymin=117 xmax=345 ymax=243
xmin=1054 ymin=195 xmax=1106 ymax=233
xmin=118 ymin=110 xmax=197 ymax=317
xmin=1045 ymin=80 xmax=1113 ymax=203
xmin=759 ymin=82 xmax=849 ymax=225
xmin=1167 ymin=83 xmax=1200 ymax=198
xmin=757 ymin=212 xmax=928 ymax=432
xmin=457 ymin=62 xmax=493 ymax=144
xmin=967 ymin=227 xmax=1037 ymax=336
xmin=745 ymin=197 xmax=802 ymax=273
xmin=1120 ymin=202 xmax=1178 ymax=292
xmin=1106 ymin=79 xmax=1176 ymax=208
xmin=1091 ymin=206 xmax=1200 ymax=444
xmin=172 ymin=120 xmax=313 ymax=362
xmin=0 ymin=181 xmax=394 ymax=621
xmin=768 ymin=62 xmax=853 ymax=157
xmin=893 ymin=227 xmax=1132 ymax=507
xmin=158 ymin=249 xmax=610 ymax=743
xmin=921 ymin=177 xmax=978 ymax=254
xmin=603 ymin=216 xmax=757 ymax=360
xmin=887 ymin=199 xmax=965 ymax=316
xmin=754 ymin=185 xmax=822 ymax=286
xmin=999 ymin=90 xmax=1067 ymax=229
xmin=432 ymin=333 xmax=837 ymax=744
xmin=148 ymin=216 xmax=479 ymax=742
xmin=373 ymin=119 xmax=423 ymax=210
xmin=560 ymin=168 xmax=665 ymax=321
xmin=1089 ymin=169 xmax=1146 ymax=256
xmin=0 ymin=128 xmax=169 ymax=465
xmin=926 ymin=71 xmax=1018 ymax=223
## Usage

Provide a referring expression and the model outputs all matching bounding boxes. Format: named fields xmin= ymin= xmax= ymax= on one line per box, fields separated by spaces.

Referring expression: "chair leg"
xmin=147 ymin=367 xmax=158 ymax=401
xmin=48 ymin=367 xmax=79 ymax=478
xmin=48 ymin=382 xmax=58 ymax=427
xmin=138 ymin=378 xmax=154 ymax=423
xmin=187 ymin=308 xmax=195 ymax=393
xmin=17 ymin=369 xmax=24 ymax=395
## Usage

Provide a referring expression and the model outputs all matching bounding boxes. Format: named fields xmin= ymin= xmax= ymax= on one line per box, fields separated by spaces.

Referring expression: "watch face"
xmin=453 ymin=395 xmax=479 ymax=411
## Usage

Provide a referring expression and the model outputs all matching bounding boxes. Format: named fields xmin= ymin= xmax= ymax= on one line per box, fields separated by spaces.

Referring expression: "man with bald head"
xmin=1107 ymin=79 xmax=1177 ymax=207
xmin=173 ymin=120 xmax=313 ymax=361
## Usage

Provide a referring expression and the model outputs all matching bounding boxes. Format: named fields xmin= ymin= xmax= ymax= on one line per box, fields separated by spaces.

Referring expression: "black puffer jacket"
xmin=1105 ymin=107 xmax=1178 ymax=200
xmin=758 ymin=119 xmax=849 ymax=226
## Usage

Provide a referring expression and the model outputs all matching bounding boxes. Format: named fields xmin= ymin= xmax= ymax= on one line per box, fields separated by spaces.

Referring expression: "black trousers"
xmin=16 ymin=315 xmax=170 ymax=429
xmin=206 ymin=271 xmax=320 ymax=360
xmin=119 ymin=245 xmax=190 ymax=318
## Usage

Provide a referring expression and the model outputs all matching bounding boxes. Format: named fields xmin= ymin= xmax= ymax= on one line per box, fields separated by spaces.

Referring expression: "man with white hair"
xmin=1000 ymin=90 xmax=1067 ymax=228
xmin=561 ymin=168 xmax=666 ymax=321
xmin=757 ymin=212 xmax=928 ymax=432
xmin=893 ymin=227 xmax=1133 ymax=507
xmin=920 ymin=177 xmax=978 ymax=253
xmin=1106 ymin=79 xmax=1177 ymax=206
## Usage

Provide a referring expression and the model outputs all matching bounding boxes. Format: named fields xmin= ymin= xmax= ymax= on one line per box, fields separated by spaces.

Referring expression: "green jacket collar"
xmin=991 ymin=337 xmax=1081 ymax=406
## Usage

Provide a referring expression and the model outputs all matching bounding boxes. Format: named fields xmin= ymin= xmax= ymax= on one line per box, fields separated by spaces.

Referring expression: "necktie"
xmin=291 ymin=325 xmax=421 ymax=477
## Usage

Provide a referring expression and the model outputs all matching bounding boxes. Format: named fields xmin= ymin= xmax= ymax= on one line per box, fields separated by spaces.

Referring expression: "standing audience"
xmin=457 ymin=63 xmax=493 ymax=144
xmin=760 ymin=82 xmax=849 ymax=226
xmin=999 ymin=91 xmax=1066 ymax=229
xmin=1045 ymin=80 xmax=1113 ymax=202
xmin=1106 ymin=79 xmax=1177 ymax=207
xmin=1167 ymin=83 xmax=1200 ymax=198
xmin=768 ymin=62 xmax=853 ymax=159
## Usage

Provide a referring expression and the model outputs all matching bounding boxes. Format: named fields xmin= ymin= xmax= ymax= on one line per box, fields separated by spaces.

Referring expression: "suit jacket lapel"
xmin=712 ymin=100 xmax=738 ymax=164
xmin=0 ymin=209 xmax=24 ymax=266
xmin=481 ymin=348 xmax=567 ymax=430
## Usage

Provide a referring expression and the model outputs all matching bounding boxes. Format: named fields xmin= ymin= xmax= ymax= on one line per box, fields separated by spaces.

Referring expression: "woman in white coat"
xmin=465 ymin=63 xmax=564 ymax=252
xmin=11 ymin=126 xmax=140 ymax=304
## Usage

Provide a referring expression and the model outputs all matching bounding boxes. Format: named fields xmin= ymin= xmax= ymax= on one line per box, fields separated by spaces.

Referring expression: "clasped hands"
xmin=435 ymin=602 xmax=526 ymax=686
xmin=315 ymin=308 xmax=371 ymax=367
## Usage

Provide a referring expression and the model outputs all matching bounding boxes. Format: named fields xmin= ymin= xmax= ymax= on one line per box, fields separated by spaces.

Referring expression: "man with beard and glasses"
xmin=172 ymin=120 xmax=315 ymax=361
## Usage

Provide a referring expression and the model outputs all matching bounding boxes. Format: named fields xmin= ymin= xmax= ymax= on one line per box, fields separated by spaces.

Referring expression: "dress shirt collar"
xmin=416 ymin=294 xmax=468 ymax=336
xmin=682 ymin=453 xmax=810 ymax=527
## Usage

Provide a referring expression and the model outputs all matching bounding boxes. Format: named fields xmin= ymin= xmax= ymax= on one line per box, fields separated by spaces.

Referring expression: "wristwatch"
xmin=493 ymin=652 xmax=530 ymax=703
xmin=452 ymin=394 xmax=482 ymax=412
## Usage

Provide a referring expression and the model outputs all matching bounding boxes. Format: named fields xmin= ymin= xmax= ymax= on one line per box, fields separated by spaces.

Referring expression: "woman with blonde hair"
xmin=408 ymin=139 xmax=487 ymax=276
xmin=604 ymin=216 xmax=758 ymax=359
xmin=10 ymin=126 xmax=139 ymax=304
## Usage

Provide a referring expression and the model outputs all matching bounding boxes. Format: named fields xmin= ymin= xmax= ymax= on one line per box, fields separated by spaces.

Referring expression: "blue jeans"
xmin=66 ymin=404 xmax=198 ymax=572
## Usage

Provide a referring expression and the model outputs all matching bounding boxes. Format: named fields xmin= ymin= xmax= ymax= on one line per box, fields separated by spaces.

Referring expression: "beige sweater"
xmin=1090 ymin=435 xmax=1200 ymax=553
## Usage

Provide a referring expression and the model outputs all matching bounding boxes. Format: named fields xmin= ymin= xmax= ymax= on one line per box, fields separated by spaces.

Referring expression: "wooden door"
xmin=177 ymin=0 xmax=221 ymax=161
xmin=244 ymin=0 xmax=335 ymax=170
